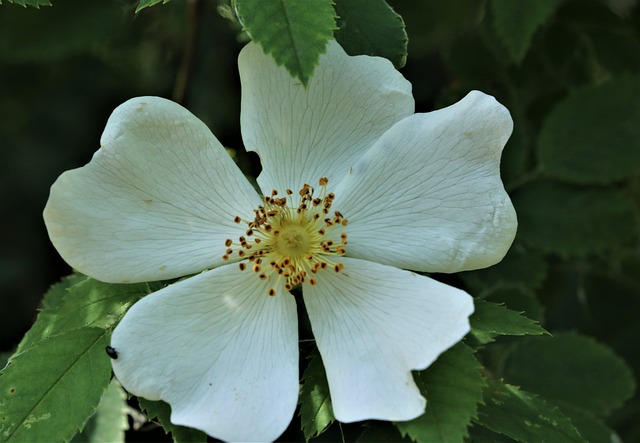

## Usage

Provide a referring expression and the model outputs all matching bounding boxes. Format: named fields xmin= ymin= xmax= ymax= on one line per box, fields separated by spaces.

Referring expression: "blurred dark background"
xmin=2 ymin=0 xmax=640 ymax=441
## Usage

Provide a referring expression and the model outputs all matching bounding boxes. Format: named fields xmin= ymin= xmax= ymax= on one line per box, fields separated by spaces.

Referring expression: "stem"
xmin=172 ymin=0 xmax=204 ymax=105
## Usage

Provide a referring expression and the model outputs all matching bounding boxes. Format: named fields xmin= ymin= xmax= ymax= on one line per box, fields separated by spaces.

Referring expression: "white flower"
xmin=43 ymin=41 xmax=516 ymax=442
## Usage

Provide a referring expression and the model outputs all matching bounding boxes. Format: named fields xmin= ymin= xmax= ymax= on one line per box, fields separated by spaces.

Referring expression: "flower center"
xmin=223 ymin=177 xmax=347 ymax=296
xmin=276 ymin=224 xmax=310 ymax=258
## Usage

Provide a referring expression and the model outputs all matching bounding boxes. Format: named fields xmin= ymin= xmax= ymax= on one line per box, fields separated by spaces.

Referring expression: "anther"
xmin=234 ymin=216 xmax=242 ymax=223
xmin=268 ymin=288 xmax=276 ymax=297
xmin=239 ymin=262 xmax=246 ymax=271
xmin=225 ymin=239 xmax=233 ymax=247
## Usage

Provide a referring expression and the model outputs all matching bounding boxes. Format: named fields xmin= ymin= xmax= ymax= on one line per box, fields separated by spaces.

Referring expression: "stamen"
xmin=224 ymin=177 xmax=347 ymax=296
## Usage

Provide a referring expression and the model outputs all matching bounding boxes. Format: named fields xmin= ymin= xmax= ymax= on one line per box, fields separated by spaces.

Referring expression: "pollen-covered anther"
xmin=222 ymin=177 xmax=348 ymax=296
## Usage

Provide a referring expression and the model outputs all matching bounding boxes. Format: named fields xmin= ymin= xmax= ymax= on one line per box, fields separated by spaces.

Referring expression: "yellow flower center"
xmin=223 ymin=177 xmax=347 ymax=296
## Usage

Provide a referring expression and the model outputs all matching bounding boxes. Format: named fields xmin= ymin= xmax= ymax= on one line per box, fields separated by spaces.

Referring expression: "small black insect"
xmin=105 ymin=346 xmax=118 ymax=360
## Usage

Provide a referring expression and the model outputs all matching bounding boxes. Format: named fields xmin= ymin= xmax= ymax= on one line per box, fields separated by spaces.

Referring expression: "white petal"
xmin=303 ymin=257 xmax=473 ymax=422
xmin=110 ymin=264 xmax=298 ymax=442
xmin=44 ymin=97 xmax=261 ymax=283
xmin=334 ymin=91 xmax=517 ymax=273
xmin=239 ymin=41 xmax=414 ymax=193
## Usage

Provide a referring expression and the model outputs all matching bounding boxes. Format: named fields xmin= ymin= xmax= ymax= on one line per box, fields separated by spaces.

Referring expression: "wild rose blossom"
xmin=44 ymin=41 xmax=516 ymax=442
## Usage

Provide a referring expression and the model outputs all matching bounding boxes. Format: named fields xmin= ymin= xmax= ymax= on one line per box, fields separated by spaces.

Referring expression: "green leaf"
xmin=235 ymin=0 xmax=336 ymax=86
xmin=299 ymin=350 xmax=334 ymax=441
xmin=484 ymin=286 xmax=545 ymax=324
xmin=16 ymin=276 xmax=153 ymax=354
xmin=334 ymin=0 xmax=407 ymax=68
xmin=556 ymin=403 xmax=617 ymax=443
xmin=137 ymin=398 xmax=207 ymax=443
xmin=502 ymin=333 xmax=636 ymax=416
xmin=135 ymin=0 xmax=170 ymax=13
xmin=549 ymin=1 xmax=640 ymax=77
xmin=395 ymin=343 xmax=485 ymax=443
xmin=490 ymin=0 xmax=557 ymax=63
xmin=538 ymin=76 xmax=640 ymax=184
xmin=513 ymin=179 xmax=637 ymax=257
xmin=72 ymin=379 xmax=129 ymax=443
xmin=468 ymin=424 xmax=517 ymax=443
xmin=15 ymin=274 xmax=87 ymax=353
xmin=0 ymin=0 xmax=51 ymax=7
xmin=0 ymin=327 xmax=112 ymax=442
xmin=470 ymin=300 xmax=547 ymax=345
xmin=477 ymin=379 xmax=584 ymax=443
xmin=0 ymin=353 xmax=10 ymax=372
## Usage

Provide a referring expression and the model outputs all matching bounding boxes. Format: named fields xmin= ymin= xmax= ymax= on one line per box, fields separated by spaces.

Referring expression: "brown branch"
xmin=172 ymin=0 xmax=204 ymax=105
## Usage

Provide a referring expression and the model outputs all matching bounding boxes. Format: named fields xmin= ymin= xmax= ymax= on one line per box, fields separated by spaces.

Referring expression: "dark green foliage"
xmin=299 ymin=351 xmax=335 ymax=441
xmin=72 ymin=380 xmax=129 ymax=443
xmin=0 ymin=328 xmax=113 ymax=442
xmin=136 ymin=0 xmax=170 ymax=13
xmin=334 ymin=0 xmax=407 ymax=68
xmin=477 ymin=379 xmax=584 ymax=443
xmin=138 ymin=398 xmax=207 ymax=443
xmin=16 ymin=276 xmax=155 ymax=353
xmin=538 ymin=76 xmax=640 ymax=184
xmin=0 ymin=276 xmax=155 ymax=442
xmin=502 ymin=333 xmax=635 ymax=416
xmin=490 ymin=0 xmax=557 ymax=63
xmin=395 ymin=343 xmax=485 ymax=443
xmin=0 ymin=0 xmax=51 ymax=7
xmin=469 ymin=300 xmax=547 ymax=345
xmin=514 ymin=180 xmax=637 ymax=257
